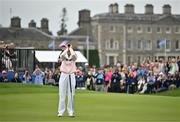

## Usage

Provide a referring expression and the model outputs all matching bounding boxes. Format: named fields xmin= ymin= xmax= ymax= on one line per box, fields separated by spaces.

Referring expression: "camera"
xmin=67 ymin=43 xmax=71 ymax=48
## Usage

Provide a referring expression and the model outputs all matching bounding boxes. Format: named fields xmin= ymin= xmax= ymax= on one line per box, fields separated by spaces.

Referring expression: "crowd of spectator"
xmin=0 ymin=57 xmax=180 ymax=94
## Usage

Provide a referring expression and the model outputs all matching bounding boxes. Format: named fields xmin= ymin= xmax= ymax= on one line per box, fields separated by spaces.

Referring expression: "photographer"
xmin=58 ymin=43 xmax=77 ymax=117
xmin=33 ymin=66 xmax=44 ymax=85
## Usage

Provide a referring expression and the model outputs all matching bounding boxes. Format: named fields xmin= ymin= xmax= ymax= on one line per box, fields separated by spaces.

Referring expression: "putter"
xmin=69 ymin=74 xmax=74 ymax=115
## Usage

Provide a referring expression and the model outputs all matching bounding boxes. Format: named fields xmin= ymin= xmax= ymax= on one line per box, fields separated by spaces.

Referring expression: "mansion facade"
xmin=74 ymin=3 xmax=180 ymax=66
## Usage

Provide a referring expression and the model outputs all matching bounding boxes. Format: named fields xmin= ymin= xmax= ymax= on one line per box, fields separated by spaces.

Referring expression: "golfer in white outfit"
xmin=58 ymin=44 xmax=77 ymax=117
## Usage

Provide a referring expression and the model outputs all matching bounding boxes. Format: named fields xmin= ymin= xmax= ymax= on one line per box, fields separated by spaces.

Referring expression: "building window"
xmin=137 ymin=56 xmax=141 ymax=65
xmin=127 ymin=56 xmax=132 ymax=65
xmin=145 ymin=40 xmax=152 ymax=50
xmin=127 ymin=26 xmax=133 ymax=33
xmin=110 ymin=39 xmax=114 ymax=49
xmin=175 ymin=27 xmax=180 ymax=33
xmin=147 ymin=27 xmax=152 ymax=33
xmin=157 ymin=40 xmax=161 ymax=49
xmin=127 ymin=40 xmax=132 ymax=49
xmin=157 ymin=40 xmax=170 ymax=50
xmin=106 ymin=39 xmax=119 ymax=49
xmin=166 ymin=27 xmax=171 ymax=33
xmin=109 ymin=56 xmax=114 ymax=65
xmin=175 ymin=40 xmax=180 ymax=49
xmin=106 ymin=54 xmax=118 ymax=65
xmin=106 ymin=40 xmax=110 ymax=49
xmin=157 ymin=27 xmax=161 ymax=33
xmin=110 ymin=25 xmax=115 ymax=32
xmin=137 ymin=26 xmax=142 ymax=33
xmin=114 ymin=41 xmax=119 ymax=49
xmin=166 ymin=40 xmax=171 ymax=50
xmin=137 ymin=40 xmax=142 ymax=49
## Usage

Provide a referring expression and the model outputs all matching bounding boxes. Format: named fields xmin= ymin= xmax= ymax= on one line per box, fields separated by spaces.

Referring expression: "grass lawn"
xmin=0 ymin=83 xmax=180 ymax=122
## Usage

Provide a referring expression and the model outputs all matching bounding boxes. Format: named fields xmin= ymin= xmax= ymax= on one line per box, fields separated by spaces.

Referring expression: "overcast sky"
xmin=0 ymin=0 xmax=180 ymax=35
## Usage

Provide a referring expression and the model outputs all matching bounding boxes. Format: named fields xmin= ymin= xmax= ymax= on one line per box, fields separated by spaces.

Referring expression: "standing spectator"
xmin=153 ymin=62 xmax=160 ymax=76
xmin=92 ymin=65 xmax=97 ymax=76
xmin=44 ymin=67 xmax=49 ymax=83
xmin=23 ymin=70 xmax=32 ymax=84
xmin=11 ymin=72 xmax=21 ymax=83
xmin=82 ymin=63 xmax=89 ymax=76
xmin=86 ymin=68 xmax=95 ymax=90
xmin=53 ymin=68 xmax=61 ymax=86
xmin=45 ymin=69 xmax=55 ymax=85
xmin=33 ymin=66 xmax=44 ymax=85
xmin=109 ymin=68 xmax=121 ymax=93
xmin=2 ymin=46 xmax=12 ymax=70
xmin=159 ymin=59 xmax=165 ymax=73
xmin=104 ymin=66 xmax=112 ymax=92
xmin=119 ymin=67 xmax=127 ymax=92
xmin=169 ymin=58 xmax=179 ymax=75
xmin=94 ymin=67 xmax=105 ymax=92
xmin=75 ymin=69 xmax=85 ymax=89
xmin=147 ymin=71 xmax=156 ymax=93
xmin=0 ymin=70 xmax=8 ymax=82
xmin=165 ymin=60 xmax=171 ymax=74
xmin=126 ymin=71 xmax=136 ymax=94
xmin=136 ymin=64 xmax=146 ymax=79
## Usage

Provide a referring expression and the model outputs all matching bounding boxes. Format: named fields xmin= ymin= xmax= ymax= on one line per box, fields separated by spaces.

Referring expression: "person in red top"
xmin=105 ymin=66 xmax=113 ymax=92
xmin=58 ymin=44 xmax=77 ymax=117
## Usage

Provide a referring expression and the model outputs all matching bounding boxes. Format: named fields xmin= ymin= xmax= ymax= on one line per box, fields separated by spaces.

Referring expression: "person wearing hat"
xmin=58 ymin=43 xmax=77 ymax=117
xmin=0 ymin=70 xmax=8 ymax=82
xmin=94 ymin=67 xmax=105 ymax=92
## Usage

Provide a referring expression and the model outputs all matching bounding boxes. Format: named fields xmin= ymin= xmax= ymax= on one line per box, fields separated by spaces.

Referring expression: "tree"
xmin=57 ymin=8 xmax=68 ymax=36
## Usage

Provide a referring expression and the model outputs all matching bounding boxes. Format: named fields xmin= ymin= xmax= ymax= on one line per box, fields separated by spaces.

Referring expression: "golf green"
xmin=0 ymin=83 xmax=180 ymax=122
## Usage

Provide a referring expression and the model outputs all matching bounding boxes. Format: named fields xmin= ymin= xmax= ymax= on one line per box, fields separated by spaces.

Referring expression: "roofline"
xmin=57 ymin=35 xmax=88 ymax=39
xmin=92 ymin=12 xmax=180 ymax=18
xmin=0 ymin=27 xmax=56 ymax=39
xmin=15 ymin=47 xmax=35 ymax=49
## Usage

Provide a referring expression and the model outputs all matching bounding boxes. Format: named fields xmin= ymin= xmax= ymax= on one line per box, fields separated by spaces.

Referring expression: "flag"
xmin=59 ymin=40 xmax=68 ymax=48
xmin=86 ymin=36 xmax=89 ymax=44
xmin=159 ymin=40 xmax=166 ymax=47
xmin=48 ymin=40 xmax=55 ymax=49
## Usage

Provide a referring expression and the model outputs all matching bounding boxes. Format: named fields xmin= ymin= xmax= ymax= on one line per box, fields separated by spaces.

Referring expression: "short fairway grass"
xmin=0 ymin=83 xmax=180 ymax=122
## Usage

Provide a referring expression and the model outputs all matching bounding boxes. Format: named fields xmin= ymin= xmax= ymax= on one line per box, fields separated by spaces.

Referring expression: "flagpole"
xmin=165 ymin=39 xmax=167 ymax=61
xmin=52 ymin=40 xmax=55 ymax=73
xmin=86 ymin=36 xmax=89 ymax=63
xmin=10 ymin=8 xmax=12 ymax=19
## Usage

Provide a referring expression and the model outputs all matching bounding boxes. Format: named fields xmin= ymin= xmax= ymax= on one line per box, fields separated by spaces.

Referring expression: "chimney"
xmin=109 ymin=4 xmax=113 ymax=13
xmin=163 ymin=4 xmax=171 ymax=15
xmin=11 ymin=16 xmax=21 ymax=28
xmin=125 ymin=4 xmax=134 ymax=14
xmin=78 ymin=9 xmax=91 ymax=27
xmin=113 ymin=3 xmax=119 ymax=13
xmin=28 ymin=20 xmax=36 ymax=28
xmin=145 ymin=4 xmax=153 ymax=14
xmin=41 ymin=18 xmax=49 ymax=30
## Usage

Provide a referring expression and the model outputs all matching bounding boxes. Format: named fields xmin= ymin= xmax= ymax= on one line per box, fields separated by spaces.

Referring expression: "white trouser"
xmin=58 ymin=72 xmax=76 ymax=115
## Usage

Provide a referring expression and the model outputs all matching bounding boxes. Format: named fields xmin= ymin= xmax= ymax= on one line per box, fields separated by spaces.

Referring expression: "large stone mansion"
xmin=77 ymin=3 xmax=180 ymax=66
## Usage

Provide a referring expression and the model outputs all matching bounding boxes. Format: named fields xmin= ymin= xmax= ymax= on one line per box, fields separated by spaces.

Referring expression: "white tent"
xmin=35 ymin=50 xmax=88 ymax=63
